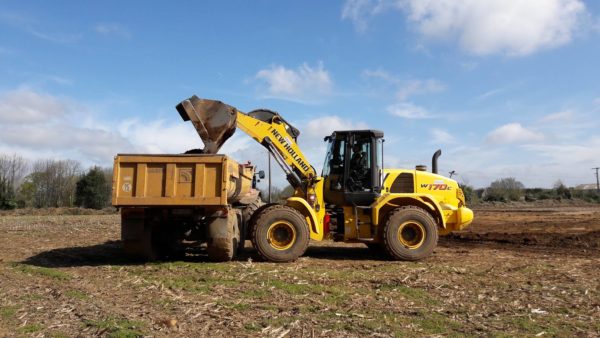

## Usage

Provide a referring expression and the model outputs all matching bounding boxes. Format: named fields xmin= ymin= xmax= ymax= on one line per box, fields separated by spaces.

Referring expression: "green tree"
xmin=459 ymin=184 xmax=478 ymax=204
xmin=485 ymin=177 xmax=525 ymax=202
xmin=553 ymin=180 xmax=572 ymax=200
xmin=75 ymin=167 xmax=111 ymax=209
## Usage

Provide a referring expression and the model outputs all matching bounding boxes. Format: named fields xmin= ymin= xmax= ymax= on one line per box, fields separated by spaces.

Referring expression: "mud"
xmin=0 ymin=205 xmax=598 ymax=337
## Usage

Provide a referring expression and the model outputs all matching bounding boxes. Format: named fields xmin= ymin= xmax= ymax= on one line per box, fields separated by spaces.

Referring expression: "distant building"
xmin=575 ymin=184 xmax=598 ymax=190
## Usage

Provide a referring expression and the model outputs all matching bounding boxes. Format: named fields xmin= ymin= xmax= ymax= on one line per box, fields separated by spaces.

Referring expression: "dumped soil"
xmin=0 ymin=204 xmax=599 ymax=337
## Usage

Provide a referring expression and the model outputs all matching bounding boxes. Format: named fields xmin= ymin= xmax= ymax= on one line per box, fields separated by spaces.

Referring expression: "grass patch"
xmin=11 ymin=263 xmax=70 ymax=280
xmin=0 ymin=306 xmax=17 ymax=320
xmin=154 ymin=275 xmax=240 ymax=294
xmin=65 ymin=290 xmax=89 ymax=300
xmin=417 ymin=312 xmax=461 ymax=335
xmin=84 ymin=317 xmax=145 ymax=338
xmin=18 ymin=323 xmax=43 ymax=333
xmin=218 ymin=301 xmax=251 ymax=311
xmin=240 ymin=287 xmax=270 ymax=299
xmin=20 ymin=293 xmax=44 ymax=301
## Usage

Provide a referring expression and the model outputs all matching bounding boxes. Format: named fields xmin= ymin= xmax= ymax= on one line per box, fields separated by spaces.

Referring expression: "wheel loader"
xmin=164 ymin=95 xmax=474 ymax=262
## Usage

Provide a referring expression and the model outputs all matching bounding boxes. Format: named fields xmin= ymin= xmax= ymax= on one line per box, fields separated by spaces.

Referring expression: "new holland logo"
xmin=269 ymin=127 xmax=311 ymax=172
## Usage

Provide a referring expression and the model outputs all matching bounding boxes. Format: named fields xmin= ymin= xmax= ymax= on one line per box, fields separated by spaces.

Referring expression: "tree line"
xmin=0 ymin=154 xmax=112 ymax=210
xmin=462 ymin=177 xmax=600 ymax=204
xmin=2 ymin=152 xmax=598 ymax=210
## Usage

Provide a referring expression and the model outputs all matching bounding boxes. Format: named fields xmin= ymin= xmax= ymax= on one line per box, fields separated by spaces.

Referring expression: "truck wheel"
xmin=122 ymin=208 xmax=160 ymax=261
xmin=383 ymin=206 xmax=438 ymax=261
xmin=207 ymin=211 xmax=240 ymax=262
xmin=251 ymin=205 xmax=309 ymax=262
xmin=242 ymin=197 xmax=265 ymax=226
xmin=239 ymin=198 xmax=265 ymax=253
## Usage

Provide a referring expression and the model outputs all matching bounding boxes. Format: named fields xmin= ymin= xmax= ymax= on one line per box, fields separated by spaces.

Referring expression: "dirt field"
xmin=1 ymin=204 xmax=599 ymax=337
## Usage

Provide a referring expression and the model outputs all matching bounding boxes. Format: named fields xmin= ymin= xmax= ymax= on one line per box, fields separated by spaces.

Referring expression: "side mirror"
xmin=258 ymin=170 xmax=266 ymax=179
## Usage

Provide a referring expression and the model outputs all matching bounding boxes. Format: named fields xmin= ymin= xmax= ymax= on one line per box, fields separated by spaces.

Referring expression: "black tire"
xmin=242 ymin=197 xmax=265 ymax=226
xmin=251 ymin=205 xmax=310 ymax=262
xmin=122 ymin=209 xmax=161 ymax=261
xmin=383 ymin=206 xmax=438 ymax=261
xmin=238 ymin=198 xmax=264 ymax=254
xmin=206 ymin=212 xmax=239 ymax=262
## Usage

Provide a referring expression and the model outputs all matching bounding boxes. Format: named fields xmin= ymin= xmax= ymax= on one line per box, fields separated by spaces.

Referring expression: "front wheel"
xmin=251 ymin=205 xmax=309 ymax=262
xmin=383 ymin=206 xmax=438 ymax=261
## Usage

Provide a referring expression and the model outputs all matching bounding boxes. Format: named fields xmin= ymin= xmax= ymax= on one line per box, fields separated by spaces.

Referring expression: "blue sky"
xmin=1 ymin=0 xmax=599 ymax=188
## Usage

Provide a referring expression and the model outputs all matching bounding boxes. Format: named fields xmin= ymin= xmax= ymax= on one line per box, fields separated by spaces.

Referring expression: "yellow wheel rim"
xmin=267 ymin=221 xmax=296 ymax=251
xmin=397 ymin=221 xmax=426 ymax=249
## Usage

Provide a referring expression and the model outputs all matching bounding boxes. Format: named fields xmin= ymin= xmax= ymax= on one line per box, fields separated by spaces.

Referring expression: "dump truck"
xmin=112 ymin=154 xmax=264 ymax=261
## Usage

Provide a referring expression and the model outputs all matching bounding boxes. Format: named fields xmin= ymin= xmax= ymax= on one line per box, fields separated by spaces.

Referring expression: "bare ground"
xmin=0 ymin=204 xmax=599 ymax=337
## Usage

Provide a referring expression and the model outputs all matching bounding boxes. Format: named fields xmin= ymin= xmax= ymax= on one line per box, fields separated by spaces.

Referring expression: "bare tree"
xmin=26 ymin=159 xmax=82 ymax=208
xmin=0 ymin=154 xmax=28 ymax=209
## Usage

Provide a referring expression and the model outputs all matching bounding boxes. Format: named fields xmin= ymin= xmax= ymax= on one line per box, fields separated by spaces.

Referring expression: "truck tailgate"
xmin=112 ymin=154 xmax=236 ymax=207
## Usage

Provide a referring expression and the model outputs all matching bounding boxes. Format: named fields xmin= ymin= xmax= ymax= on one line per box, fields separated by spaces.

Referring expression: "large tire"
xmin=242 ymin=197 xmax=265 ymax=226
xmin=122 ymin=208 xmax=160 ymax=261
xmin=251 ymin=205 xmax=310 ymax=262
xmin=238 ymin=197 xmax=265 ymax=254
xmin=383 ymin=206 xmax=438 ymax=261
xmin=206 ymin=211 xmax=240 ymax=262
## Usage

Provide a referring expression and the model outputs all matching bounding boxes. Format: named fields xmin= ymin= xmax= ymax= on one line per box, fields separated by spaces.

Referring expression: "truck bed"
xmin=112 ymin=154 xmax=241 ymax=207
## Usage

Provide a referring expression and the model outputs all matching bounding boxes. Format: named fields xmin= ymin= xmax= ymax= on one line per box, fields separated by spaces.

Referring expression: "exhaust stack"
xmin=432 ymin=149 xmax=442 ymax=174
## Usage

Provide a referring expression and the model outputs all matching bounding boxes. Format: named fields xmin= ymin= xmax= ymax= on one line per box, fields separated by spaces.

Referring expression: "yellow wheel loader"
xmin=172 ymin=95 xmax=474 ymax=262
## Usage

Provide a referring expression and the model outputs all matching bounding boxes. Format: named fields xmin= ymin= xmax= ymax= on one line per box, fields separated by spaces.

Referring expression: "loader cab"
xmin=322 ymin=130 xmax=384 ymax=206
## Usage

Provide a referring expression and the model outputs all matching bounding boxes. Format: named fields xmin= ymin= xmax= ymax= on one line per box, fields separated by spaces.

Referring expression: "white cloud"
xmin=362 ymin=69 xmax=444 ymax=119
xmin=387 ymin=102 xmax=432 ymax=119
xmin=94 ymin=23 xmax=131 ymax=38
xmin=341 ymin=0 xmax=380 ymax=32
xmin=486 ymin=123 xmax=544 ymax=144
xmin=304 ymin=115 xmax=369 ymax=139
xmin=0 ymin=12 xmax=81 ymax=44
xmin=0 ymin=88 xmax=208 ymax=166
xmin=362 ymin=70 xmax=445 ymax=100
xmin=396 ymin=79 xmax=445 ymax=100
xmin=362 ymin=69 xmax=399 ymax=83
xmin=343 ymin=0 xmax=588 ymax=56
xmin=430 ymin=128 xmax=455 ymax=144
xmin=117 ymin=118 xmax=200 ymax=154
xmin=523 ymin=137 xmax=600 ymax=167
xmin=0 ymin=88 xmax=71 ymax=124
xmin=475 ymin=88 xmax=504 ymax=102
xmin=542 ymin=110 xmax=574 ymax=122
xmin=255 ymin=62 xmax=333 ymax=102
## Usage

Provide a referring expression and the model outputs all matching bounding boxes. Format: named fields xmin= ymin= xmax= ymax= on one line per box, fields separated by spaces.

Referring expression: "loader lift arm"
xmin=176 ymin=96 xmax=316 ymax=190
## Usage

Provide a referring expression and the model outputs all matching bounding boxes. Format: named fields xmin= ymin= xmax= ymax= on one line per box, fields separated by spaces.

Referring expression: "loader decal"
xmin=269 ymin=128 xmax=311 ymax=172
xmin=420 ymin=183 xmax=452 ymax=191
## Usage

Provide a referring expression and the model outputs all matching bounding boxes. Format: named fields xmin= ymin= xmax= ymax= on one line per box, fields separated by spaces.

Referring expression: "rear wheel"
xmin=239 ymin=197 xmax=265 ymax=253
xmin=251 ymin=205 xmax=309 ymax=262
xmin=207 ymin=211 xmax=240 ymax=262
xmin=383 ymin=206 xmax=438 ymax=261
xmin=121 ymin=208 xmax=164 ymax=261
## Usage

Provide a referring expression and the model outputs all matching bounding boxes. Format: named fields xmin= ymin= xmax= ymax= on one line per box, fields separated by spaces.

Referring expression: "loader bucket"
xmin=175 ymin=95 xmax=238 ymax=154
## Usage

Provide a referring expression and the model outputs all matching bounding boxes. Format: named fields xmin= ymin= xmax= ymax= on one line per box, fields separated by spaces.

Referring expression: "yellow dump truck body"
xmin=112 ymin=154 xmax=254 ymax=207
